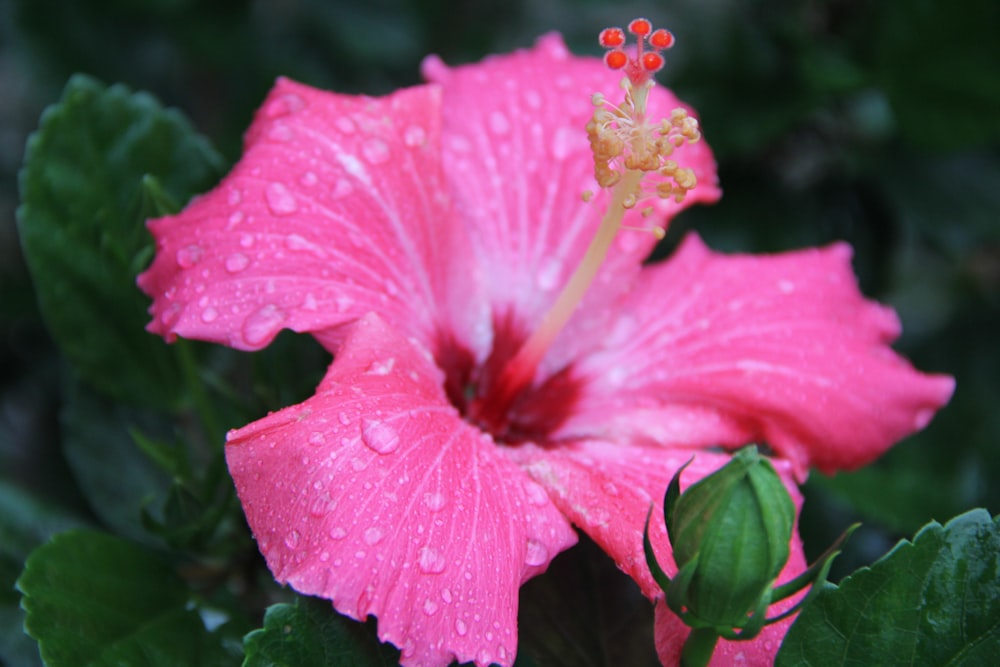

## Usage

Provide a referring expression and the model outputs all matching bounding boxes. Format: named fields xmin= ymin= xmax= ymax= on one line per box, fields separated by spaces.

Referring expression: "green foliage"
xmin=16 ymin=74 xmax=223 ymax=408
xmin=777 ymin=509 xmax=1000 ymax=666
xmin=17 ymin=530 xmax=246 ymax=667
xmin=243 ymin=596 xmax=400 ymax=667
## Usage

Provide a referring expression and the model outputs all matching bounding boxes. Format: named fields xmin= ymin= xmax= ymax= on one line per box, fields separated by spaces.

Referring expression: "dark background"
xmin=2 ymin=0 xmax=998 ymax=664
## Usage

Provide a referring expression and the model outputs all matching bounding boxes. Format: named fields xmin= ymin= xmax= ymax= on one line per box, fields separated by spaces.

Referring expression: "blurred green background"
xmin=1 ymin=0 xmax=998 ymax=664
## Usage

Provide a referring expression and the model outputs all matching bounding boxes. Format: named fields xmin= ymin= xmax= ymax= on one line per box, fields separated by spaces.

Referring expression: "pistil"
xmin=468 ymin=19 xmax=702 ymax=435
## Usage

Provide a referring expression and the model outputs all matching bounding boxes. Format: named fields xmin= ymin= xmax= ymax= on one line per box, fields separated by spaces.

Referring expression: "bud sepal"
xmin=643 ymin=445 xmax=857 ymax=666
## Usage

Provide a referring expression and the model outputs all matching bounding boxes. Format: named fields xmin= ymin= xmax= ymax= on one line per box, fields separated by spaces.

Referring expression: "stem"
xmin=680 ymin=628 xmax=720 ymax=667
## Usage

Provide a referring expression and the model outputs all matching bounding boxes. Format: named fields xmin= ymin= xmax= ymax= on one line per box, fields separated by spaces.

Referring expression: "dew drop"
xmin=441 ymin=588 xmax=453 ymax=603
xmin=331 ymin=178 xmax=353 ymax=199
xmin=423 ymin=492 xmax=447 ymax=512
xmin=300 ymin=171 xmax=318 ymax=186
xmin=285 ymin=233 xmax=325 ymax=257
xmin=454 ymin=619 xmax=468 ymax=636
xmin=551 ymin=126 xmax=576 ymax=160
xmin=200 ymin=307 xmax=219 ymax=323
xmin=404 ymin=125 xmax=427 ymax=147
xmin=319 ymin=551 xmax=330 ymax=562
xmin=361 ymin=138 xmax=391 ymax=165
xmin=265 ymin=182 xmax=298 ymax=215
xmin=525 ymin=89 xmax=542 ymax=109
xmin=264 ymin=93 xmax=305 ymax=118
xmin=477 ymin=649 xmax=492 ymax=665
xmin=242 ymin=304 xmax=286 ymax=346
xmin=523 ymin=481 xmax=548 ymax=506
xmin=176 ymin=244 xmax=203 ymax=268
xmin=239 ymin=233 xmax=255 ymax=248
xmin=360 ymin=418 xmax=400 ymax=455
xmin=329 ymin=526 xmax=347 ymax=540
xmin=418 ymin=546 xmax=446 ymax=574
xmin=422 ymin=598 xmax=438 ymax=616
xmin=267 ymin=123 xmax=294 ymax=142
xmin=227 ymin=189 xmax=242 ymax=205
xmin=524 ymin=539 xmax=548 ymax=567
xmin=308 ymin=432 xmax=326 ymax=446
xmin=366 ymin=358 xmax=395 ymax=376
xmin=225 ymin=253 xmax=250 ymax=273
xmin=284 ymin=530 xmax=300 ymax=549
xmin=338 ymin=412 xmax=351 ymax=426
xmin=488 ymin=110 xmax=511 ymax=135
xmin=335 ymin=116 xmax=356 ymax=134
xmin=536 ymin=257 xmax=562 ymax=291
xmin=364 ymin=527 xmax=384 ymax=545
xmin=778 ymin=279 xmax=796 ymax=294
xmin=227 ymin=211 xmax=245 ymax=227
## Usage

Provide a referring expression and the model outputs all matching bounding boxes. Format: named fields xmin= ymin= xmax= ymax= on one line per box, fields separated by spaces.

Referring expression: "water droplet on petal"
xmin=308 ymin=432 xmax=325 ymax=446
xmin=525 ymin=90 xmax=542 ymax=109
xmin=364 ymin=527 xmax=384 ymax=545
xmin=266 ymin=182 xmax=298 ymax=215
xmin=265 ymin=93 xmax=305 ymax=118
xmin=551 ymin=126 xmax=577 ymax=160
xmin=361 ymin=138 xmax=390 ymax=165
xmin=176 ymin=245 xmax=203 ymax=268
xmin=477 ymin=649 xmax=492 ymax=665
xmin=360 ymin=418 xmax=400 ymax=454
xmin=285 ymin=233 xmax=326 ymax=257
xmin=525 ymin=539 xmax=548 ymax=567
xmin=200 ymin=307 xmax=219 ymax=323
xmin=404 ymin=125 xmax=427 ymax=147
xmin=331 ymin=178 xmax=353 ymax=199
xmin=778 ymin=279 xmax=795 ymax=294
xmin=228 ymin=189 xmax=242 ymax=205
xmin=335 ymin=116 xmax=356 ymax=134
xmin=537 ymin=258 xmax=562 ymax=291
xmin=418 ymin=546 xmax=446 ymax=574
xmin=441 ymin=588 xmax=453 ymax=603
xmin=267 ymin=123 xmax=294 ymax=142
xmin=284 ymin=530 xmax=300 ymax=549
xmin=242 ymin=304 xmax=286 ymax=346
xmin=523 ymin=481 xmax=549 ymax=506
xmin=423 ymin=492 xmax=447 ymax=512
xmin=338 ymin=412 xmax=351 ymax=426
xmin=454 ymin=619 xmax=468 ymax=636
xmin=239 ymin=233 xmax=255 ymax=248
xmin=300 ymin=171 xmax=318 ymax=186
xmin=329 ymin=526 xmax=347 ymax=540
xmin=225 ymin=253 xmax=250 ymax=273
xmin=228 ymin=211 xmax=245 ymax=227
xmin=366 ymin=358 xmax=395 ymax=376
xmin=422 ymin=598 xmax=438 ymax=616
xmin=488 ymin=110 xmax=511 ymax=135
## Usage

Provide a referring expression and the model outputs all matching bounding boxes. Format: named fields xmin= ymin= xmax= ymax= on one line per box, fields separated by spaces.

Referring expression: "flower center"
xmin=465 ymin=19 xmax=703 ymax=439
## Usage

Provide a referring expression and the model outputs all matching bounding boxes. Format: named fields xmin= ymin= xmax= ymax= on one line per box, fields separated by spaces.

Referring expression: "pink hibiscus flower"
xmin=137 ymin=24 xmax=953 ymax=667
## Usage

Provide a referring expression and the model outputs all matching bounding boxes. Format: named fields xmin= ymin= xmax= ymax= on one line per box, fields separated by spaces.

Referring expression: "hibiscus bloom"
xmin=137 ymin=24 xmax=953 ymax=667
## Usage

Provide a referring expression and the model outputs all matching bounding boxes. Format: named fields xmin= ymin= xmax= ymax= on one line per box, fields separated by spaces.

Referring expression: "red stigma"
xmin=599 ymin=28 xmax=625 ymax=48
xmin=628 ymin=18 xmax=652 ymax=36
xmin=598 ymin=18 xmax=676 ymax=84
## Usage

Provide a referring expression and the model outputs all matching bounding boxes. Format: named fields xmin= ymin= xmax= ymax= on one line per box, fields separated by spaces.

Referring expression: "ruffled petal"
xmin=653 ymin=531 xmax=808 ymax=666
xmin=505 ymin=439 xmax=803 ymax=599
xmin=423 ymin=34 xmax=720 ymax=369
xmin=562 ymin=234 xmax=955 ymax=476
xmin=226 ymin=314 xmax=576 ymax=667
xmin=138 ymin=78 xmax=481 ymax=354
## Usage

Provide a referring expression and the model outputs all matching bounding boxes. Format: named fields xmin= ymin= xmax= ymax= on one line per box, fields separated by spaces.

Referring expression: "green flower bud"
xmin=664 ymin=446 xmax=795 ymax=633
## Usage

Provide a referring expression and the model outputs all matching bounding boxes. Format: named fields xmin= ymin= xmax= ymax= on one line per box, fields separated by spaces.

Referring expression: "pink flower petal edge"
xmin=563 ymin=234 xmax=955 ymax=477
xmin=226 ymin=313 xmax=576 ymax=667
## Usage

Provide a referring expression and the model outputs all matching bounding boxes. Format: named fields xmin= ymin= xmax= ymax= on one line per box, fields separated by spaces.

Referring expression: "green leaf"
xmin=60 ymin=376 xmax=174 ymax=542
xmin=242 ymin=595 xmax=399 ymax=667
xmin=16 ymin=73 xmax=223 ymax=408
xmin=0 ymin=482 xmax=89 ymax=667
xmin=17 ymin=529 xmax=239 ymax=667
xmin=776 ymin=509 xmax=1000 ymax=666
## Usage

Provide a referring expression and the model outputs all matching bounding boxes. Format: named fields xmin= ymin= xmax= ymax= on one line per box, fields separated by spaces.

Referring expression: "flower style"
xmin=137 ymin=26 xmax=954 ymax=667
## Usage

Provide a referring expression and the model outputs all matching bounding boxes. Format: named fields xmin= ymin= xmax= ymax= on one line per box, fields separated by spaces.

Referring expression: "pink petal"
xmin=138 ymin=78 xmax=479 ymax=353
xmin=226 ymin=313 xmax=576 ymax=667
xmin=563 ymin=234 xmax=954 ymax=476
xmin=423 ymin=34 xmax=720 ymax=370
xmin=506 ymin=439 xmax=803 ymax=599
xmin=652 ymin=529 xmax=808 ymax=666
